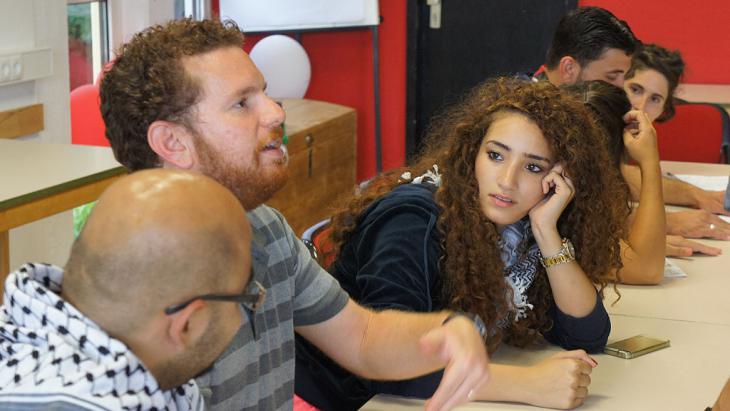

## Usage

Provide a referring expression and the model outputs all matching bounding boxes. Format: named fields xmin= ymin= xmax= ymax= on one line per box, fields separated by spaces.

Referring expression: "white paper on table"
xmin=664 ymin=258 xmax=688 ymax=278
xmin=674 ymin=174 xmax=728 ymax=191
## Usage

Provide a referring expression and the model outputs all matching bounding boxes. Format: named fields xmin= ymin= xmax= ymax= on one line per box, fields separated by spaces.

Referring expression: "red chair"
xmin=301 ymin=219 xmax=336 ymax=269
xmin=70 ymin=84 xmax=108 ymax=147
xmin=653 ymin=102 xmax=730 ymax=163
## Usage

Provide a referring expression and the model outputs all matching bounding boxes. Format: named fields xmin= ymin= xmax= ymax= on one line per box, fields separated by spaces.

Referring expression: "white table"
xmin=604 ymin=244 xmax=730 ymax=325
xmin=363 ymin=316 xmax=730 ymax=411
xmin=363 ymin=161 xmax=730 ymax=410
xmin=0 ymin=140 xmax=125 ymax=287
xmin=604 ymin=161 xmax=730 ymax=326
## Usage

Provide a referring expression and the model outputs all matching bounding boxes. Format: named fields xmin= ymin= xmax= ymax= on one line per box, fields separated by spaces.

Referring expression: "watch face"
xmin=565 ymin=240 xmax=575 ymax=258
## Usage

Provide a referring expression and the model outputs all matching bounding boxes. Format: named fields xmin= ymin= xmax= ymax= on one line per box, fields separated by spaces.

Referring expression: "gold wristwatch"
xmin=540 ymin=238 xmax=576 ymax=268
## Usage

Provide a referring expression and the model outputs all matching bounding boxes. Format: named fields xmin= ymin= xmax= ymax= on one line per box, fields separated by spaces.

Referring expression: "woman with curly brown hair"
xmin=296 ymin=78 xmax=630 ymax=410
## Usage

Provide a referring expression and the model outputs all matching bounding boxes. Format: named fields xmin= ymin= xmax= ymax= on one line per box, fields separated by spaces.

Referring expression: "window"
xmin=67 ymin=0 xmax=109 ymax=91
xmin=175 ymin=0 xmax=213 ymax=20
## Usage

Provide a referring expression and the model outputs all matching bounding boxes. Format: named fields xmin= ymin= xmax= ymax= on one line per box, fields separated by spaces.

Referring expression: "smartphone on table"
xmin=604 ymin=335 xmax=670 ymax=359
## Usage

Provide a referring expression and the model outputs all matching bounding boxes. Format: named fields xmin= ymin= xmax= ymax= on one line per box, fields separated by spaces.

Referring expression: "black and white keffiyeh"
xmin=404 ymin=165 xmax=540 ymax=322
xmin=498 ymin=219 xmax=541 ymax=321
xmin=0 ymin=263 xmax=203 ymax=411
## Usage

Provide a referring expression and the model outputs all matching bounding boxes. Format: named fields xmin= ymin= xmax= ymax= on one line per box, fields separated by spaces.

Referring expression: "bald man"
xmin=0 ymin=169 xmax=254 ymax=410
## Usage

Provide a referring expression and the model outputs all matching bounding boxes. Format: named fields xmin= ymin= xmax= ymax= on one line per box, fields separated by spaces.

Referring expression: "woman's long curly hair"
xmin=330 ymin=78 xmax=629 ymax=351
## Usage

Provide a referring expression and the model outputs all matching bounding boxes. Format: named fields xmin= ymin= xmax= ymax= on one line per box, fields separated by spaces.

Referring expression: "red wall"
xmin=231 ymin=2 xmax=407 ymax=181
xmin=216 ymin=0 xmax=730 ymax=179
xmin=580 ymin=0 xmax=730 ymax=84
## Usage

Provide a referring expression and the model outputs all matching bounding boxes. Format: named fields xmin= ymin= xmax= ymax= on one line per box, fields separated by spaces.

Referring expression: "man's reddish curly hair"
xmin=100 ymin=18 xmax=245 ymax=171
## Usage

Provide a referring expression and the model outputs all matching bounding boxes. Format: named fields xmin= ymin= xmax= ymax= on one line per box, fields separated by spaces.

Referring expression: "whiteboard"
xmin=219 ymin=0 xmax=380 ymax=32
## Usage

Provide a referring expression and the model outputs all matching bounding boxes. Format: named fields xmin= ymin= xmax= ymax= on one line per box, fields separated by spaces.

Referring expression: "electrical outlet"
xmin=9 ymin=56 xmax=22 ymax=81
xmin=0 ymin=49 xmax=52 ymax=86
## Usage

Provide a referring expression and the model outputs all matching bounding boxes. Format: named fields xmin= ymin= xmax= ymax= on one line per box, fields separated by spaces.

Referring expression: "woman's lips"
xmin=489 ymin=193 xmax=515 ymax=207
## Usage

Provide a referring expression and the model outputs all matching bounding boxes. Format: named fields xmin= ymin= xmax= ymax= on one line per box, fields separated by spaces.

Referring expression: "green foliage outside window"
xmin=68 ymin=4 xmax=92 ymax=43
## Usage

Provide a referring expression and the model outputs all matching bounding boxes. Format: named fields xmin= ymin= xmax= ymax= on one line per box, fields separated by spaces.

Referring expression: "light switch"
xmin=0 ymin=60 xmax=10 ymax=83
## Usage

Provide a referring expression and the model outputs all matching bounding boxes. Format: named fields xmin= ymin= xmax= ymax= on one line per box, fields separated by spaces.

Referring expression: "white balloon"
xmin=250 ymin=35 xmax=311 ymax=99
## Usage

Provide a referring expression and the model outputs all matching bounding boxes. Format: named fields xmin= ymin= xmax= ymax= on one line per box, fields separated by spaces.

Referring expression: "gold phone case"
xmin=604 ymin=335 xmax=670 ymax=359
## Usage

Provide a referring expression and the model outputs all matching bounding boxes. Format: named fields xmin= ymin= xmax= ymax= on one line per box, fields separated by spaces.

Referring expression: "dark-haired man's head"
xmin=544 ymin=7 xmax=640 ymax=88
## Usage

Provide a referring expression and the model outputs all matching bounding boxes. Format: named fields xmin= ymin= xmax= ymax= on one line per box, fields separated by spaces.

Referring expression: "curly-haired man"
xmin=100 ymin=18 xmax=490 ymax=411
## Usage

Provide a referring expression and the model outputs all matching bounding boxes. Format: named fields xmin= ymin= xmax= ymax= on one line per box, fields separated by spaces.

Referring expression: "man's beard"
xmin=195 ymin=136 xmax=288 ymax=211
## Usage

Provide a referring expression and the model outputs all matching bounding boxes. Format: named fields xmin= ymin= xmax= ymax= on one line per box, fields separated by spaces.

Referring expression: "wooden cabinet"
xmin=267 ymin=99 xmax=357 ymax=235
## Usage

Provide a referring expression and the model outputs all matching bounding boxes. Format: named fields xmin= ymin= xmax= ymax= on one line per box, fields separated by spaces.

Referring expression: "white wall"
xmin=1 ymin=0 xmax=178 ymax=273
xmin=108 ymin=0 xmax=175 ymax=55
xmin=0 ymin=0 xmax=74 ymax=270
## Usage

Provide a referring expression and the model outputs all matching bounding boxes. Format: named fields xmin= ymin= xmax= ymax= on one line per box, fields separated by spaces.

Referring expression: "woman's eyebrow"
xmin=486 ymin=140 xmax=552 ymax=164
xmin=485 ymin=140 xmax=510 ymax=151
xmin=525 ymin=153 xmax=551 ymax=163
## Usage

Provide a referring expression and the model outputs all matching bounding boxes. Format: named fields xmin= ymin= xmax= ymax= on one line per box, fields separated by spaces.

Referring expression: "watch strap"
xmin=540 ymin=238 xmax=575 ymax=268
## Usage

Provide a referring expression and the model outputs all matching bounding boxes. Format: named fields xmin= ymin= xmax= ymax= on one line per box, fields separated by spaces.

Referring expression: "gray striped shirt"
xmin=196 ymin=205 xmax=349 ymax=410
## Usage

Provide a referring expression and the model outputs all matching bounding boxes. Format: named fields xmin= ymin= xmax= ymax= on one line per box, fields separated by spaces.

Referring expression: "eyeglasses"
xmin=164 ymin=280 xmax=267 ymax=315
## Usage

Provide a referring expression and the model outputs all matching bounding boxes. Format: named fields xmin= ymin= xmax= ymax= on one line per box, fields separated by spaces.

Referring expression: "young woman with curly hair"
xmin=295 ymin=78 xmax=630 ymax=410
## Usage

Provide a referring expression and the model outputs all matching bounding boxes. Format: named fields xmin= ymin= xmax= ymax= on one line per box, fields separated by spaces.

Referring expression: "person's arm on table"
xmin=665 ymin=234 xmax=721 ymax=257
xmin=616 ymin=110 xmax=666 ymax=284
xmin=621 ymin=164 xmax=730 ymax=216
xmin=665 ymin=209 xmax=730 ymax=241
xmin=296 ymin=301 xmax=489 ymax=411
xmin=472 ymin=350 xmax=596 ymax=410
xmin=350 ymin=201 xmax=600 ymax=410
xmin=623 ymin=161 xmax=730 ymax=241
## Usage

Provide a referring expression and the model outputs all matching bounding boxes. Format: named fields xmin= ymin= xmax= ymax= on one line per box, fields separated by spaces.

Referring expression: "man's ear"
xmin=148 ymin=120 xmax=196 ymax=169
xmin=558 ymin=56 xmax=581 ymax=85
xmin=166 ymin=299 xmax=208 ymax=352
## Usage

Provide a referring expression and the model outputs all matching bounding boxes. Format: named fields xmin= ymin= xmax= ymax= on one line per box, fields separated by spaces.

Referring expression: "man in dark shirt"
xmin=536 ymin=7 xmax=729 ymax=247
xmin=534 ymin=7 xmax=639 ymax=88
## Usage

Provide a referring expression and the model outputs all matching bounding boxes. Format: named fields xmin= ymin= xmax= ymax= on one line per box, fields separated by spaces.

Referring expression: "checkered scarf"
xmin=0 ymin=263 xmax=203 ymax=410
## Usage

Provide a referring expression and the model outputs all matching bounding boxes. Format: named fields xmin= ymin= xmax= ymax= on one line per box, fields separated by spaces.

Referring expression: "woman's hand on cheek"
xmin=528 ymin=163 xmax=575 ymax=233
